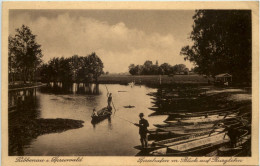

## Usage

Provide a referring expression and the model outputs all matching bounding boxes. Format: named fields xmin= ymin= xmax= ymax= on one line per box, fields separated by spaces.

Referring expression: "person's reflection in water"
xmin=92 ymin=123 xmax=96 ymax=129
xmin=108 ymin=117 xmax=112 ymax=130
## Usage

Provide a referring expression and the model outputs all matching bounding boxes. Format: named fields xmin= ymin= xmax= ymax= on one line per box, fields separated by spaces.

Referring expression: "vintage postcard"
xmin=2 ymin=1 xmax=259 ymax=166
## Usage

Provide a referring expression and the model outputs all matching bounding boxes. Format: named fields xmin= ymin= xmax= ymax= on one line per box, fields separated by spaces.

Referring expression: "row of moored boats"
xmin=135 ymin=105 xmax=251 ymax=156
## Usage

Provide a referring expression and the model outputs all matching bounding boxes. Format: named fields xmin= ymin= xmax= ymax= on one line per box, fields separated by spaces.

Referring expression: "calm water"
xmin=10 ymin=84 xmax=168 ymax=156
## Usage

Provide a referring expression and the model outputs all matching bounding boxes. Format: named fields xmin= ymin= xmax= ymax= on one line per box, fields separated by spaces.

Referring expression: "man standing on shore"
xmin=135 ymin=113 xmax=149 ymax=148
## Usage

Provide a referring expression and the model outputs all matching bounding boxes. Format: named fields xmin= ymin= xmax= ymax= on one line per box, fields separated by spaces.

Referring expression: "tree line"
xmin=129 ymin=60 xmax=189 ymax=75
xmin=40 ymin=53 xmax=104 ymax=84
xmin=8 ymin=25 xmax=104 ymax=85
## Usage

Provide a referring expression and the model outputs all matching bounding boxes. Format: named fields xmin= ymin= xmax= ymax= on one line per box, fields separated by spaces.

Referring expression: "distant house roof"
xmin=215 ymin=73 xmax=232 ymax=78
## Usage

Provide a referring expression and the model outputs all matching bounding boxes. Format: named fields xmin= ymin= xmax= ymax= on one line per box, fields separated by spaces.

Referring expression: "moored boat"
xmin=151 ymin=140 xmax=229 ymax=156
xmin=157 ymin=120 xmax=240 ymax=132
xmin=165 ymin=113 xmax=238 ymax=124
xmin=150 ymin=131 xmax=230 ymax=156
xmin=158 ymin=127 xmax=225 ymax=135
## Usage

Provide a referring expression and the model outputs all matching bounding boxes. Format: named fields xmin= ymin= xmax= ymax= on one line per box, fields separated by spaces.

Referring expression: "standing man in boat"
xmin=135 ymin=113 xmax=149 ymax=148
xmin=107 ymin=93 xmax=112 ymax=109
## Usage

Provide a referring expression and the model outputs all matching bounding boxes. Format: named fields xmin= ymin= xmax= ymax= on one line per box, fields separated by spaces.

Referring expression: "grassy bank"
xmin=9 ymin=118 xmax=84 ymax=155
xmin=98 ymin=74 xmax=210 ymax=85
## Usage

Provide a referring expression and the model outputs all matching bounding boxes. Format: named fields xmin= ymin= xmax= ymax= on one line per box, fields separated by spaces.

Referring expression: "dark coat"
xmin=139 ymin=118 xmax=149 ymax=135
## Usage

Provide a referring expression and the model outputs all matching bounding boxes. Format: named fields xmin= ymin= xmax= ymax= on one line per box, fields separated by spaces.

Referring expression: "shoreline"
xmin=9 ymin=118 xmax=84 ymax=156
xmin=97 ymin=74 xmax=210 ymax=86
xmin=9 ymin=83 xmax=47 ymax=91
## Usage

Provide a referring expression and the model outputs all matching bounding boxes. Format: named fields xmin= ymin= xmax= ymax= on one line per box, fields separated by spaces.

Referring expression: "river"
xmin=9 ymin=83 xmax=168 ymax=156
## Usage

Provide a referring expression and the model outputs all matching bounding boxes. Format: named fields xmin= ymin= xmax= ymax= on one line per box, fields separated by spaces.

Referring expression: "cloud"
xmin=9 ymin=13 xmax=192 ymax=73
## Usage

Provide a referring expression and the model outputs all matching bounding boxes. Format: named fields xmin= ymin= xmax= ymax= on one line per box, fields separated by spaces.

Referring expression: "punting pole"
xmin=104 ymin=84 xmax=117 ymax=114
xmin=103 ymin=85 xmax=137 ymax=125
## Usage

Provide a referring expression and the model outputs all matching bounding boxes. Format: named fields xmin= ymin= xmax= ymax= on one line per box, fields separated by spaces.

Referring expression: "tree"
xmin=160 ymin=63 xmax=172 ymax=75
xmin=129 ymin=64 xmax=136 ymax=75
xmin=68 ymin=55 xmax=84 ymax=83
xmin=184 ymin=68 xmax=189 ymax=75
xmin=8 ymin=36 xmax=18 ymax=83
xmin=173 ymin=64 xmax=187 ymax=74
xmin=155 ymin=60 xmax=159 ymax=66
xmin=39 ymin=64 xmax=52 ymax=83
xmin=48 ymin=57 xmax=60 ymax=83
xmin=143 ymin=60 xmax=153 ymax=75
xmin=180 ymin=10 xmax=251 ymax=83
xmin=58 ymin=57 xmax=73 ymax=84
xmin=9 ymin=25 xmax=43 ymax=83
xmin=151 ymin=65 xmax=159 ymax=75
xmin=85 ymin=52 xmax=104 ymax=82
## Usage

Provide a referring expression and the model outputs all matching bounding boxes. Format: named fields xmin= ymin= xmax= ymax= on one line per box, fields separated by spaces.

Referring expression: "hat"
xmin=139 ymin=113 xmax=144 ymax=117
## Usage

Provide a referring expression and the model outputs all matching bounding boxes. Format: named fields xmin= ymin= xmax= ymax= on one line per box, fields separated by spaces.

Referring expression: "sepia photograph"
xmin=2 ymin=1 xmax=259 ymax=166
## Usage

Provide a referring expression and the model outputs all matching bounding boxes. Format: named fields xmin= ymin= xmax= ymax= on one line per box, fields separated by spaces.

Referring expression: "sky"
xmin=9 ymin=10 xmax=195 ymax=73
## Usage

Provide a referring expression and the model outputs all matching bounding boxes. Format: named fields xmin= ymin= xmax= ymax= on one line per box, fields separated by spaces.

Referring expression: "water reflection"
xmin=9 ymin=83 xmax=251 ymax=156
xmin=91 ymin=117 xmax=113 ymax=130
xmin=40 ymin=82 xmax=100 ymax=95
xmin=9 ymin=83 xmax=164 ymax=156
xmin=108 ymin=117 xmax=113 ymax=130
xmin=9 ymin=88 xmax=40 ymax=155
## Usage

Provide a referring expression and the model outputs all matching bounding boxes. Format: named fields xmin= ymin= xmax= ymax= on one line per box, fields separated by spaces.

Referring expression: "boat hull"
xmin=150 ymin=140 xmax=229 ymax=156
xmin=91 ymin=107 xmax=112 ymax=123
xmin=150 ymin=132 xmax=230 ymax=156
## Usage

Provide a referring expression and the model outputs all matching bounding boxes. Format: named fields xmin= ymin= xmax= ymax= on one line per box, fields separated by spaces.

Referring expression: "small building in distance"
xmin=214 ymin=73 xmax=232 ymax=86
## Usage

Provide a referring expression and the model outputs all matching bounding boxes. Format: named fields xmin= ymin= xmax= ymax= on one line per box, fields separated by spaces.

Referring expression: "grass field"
xmin=98 ymin=74 xmax=210 ymax=85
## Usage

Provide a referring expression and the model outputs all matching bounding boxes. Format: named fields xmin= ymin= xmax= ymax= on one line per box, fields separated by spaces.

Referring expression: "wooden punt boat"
xmin=157 ymin=124 xmax=214 ymax=131
xmin=91 ymin=107 xmax=112 ymax=123
xmin=158 ymin=127 xmax=225 ymax=135
xmin=167 ymin=111 xmax=239 ymax=121
xmin=153 ymin=130 xmax=227 ymax=147
xmin=148 ymin=107 xmax=159 ymax=111
xmin=124 ymin=105 xmax=135 ymax=108
xmin=150 ymin=127 xmax=226 ymax=137
xmin=157 ymin=120 xmax=240 ymax=131
xmin=154 ymin=123 xmax=172 ymax=128
xmin=151 ymin=140 xmax=229 ymax=156
xmin=150 ymin=131 xmax=229 ymax=156
xmin=138 ymin=130 xmax=227 ymax=154
xmin=154 ymin=118 xmax=241 ymax=128
xmin=170 ymin=128 xmax=225 ymax=136
xmin=163 ymin=106 xmax=241 ymax=116
xmin=134 ymin=144 xmax=163 ymax=154
xmin=148 ymin=132 xmax=176 ymax=141
xmin=165 ymin=113 xmax=238 ymax=124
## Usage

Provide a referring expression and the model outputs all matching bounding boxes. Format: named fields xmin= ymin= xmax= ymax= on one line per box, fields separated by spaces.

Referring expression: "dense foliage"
xmin=9 ymin=25 xmax=43 ymax=83
xmin=129 ymin=61 xmax=189 ymax=75
xmin=40 ymin=53 xmax=104 ymax=83
xmin=180 ymin=10 xmax=251 ymax=83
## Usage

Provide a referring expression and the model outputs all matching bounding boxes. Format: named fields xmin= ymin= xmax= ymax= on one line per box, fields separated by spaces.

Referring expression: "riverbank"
xmin=98 ymin=74 xmax=210 ymax=85
xmin=9 ymin=82 xmax=46 ymax=91
xmin=9 ymin=118 xmax=84 ymax=155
